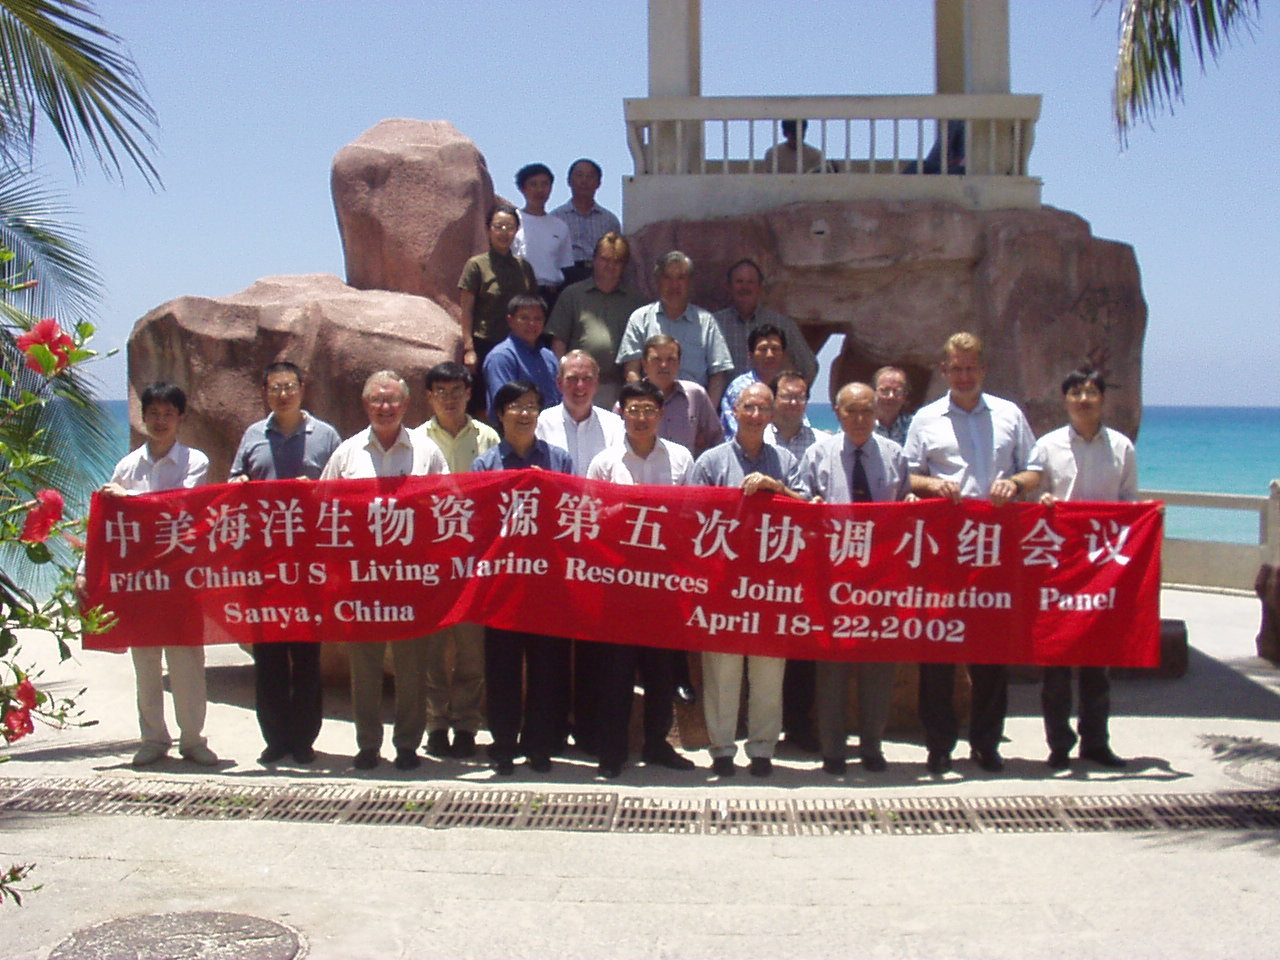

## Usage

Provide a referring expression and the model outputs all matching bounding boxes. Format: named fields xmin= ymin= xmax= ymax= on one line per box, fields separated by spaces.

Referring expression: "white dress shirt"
xmin=536 ymin=403 xmax=625 ymax=476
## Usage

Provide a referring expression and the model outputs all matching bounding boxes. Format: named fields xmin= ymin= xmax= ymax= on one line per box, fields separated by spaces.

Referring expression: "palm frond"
xmin=0 ymin=165 xmax=98 ymax=322
xmin=1112 ymin=0 xmax=1261 ymax=142
xmin=0 ymin=0 xmax=159 ymax=186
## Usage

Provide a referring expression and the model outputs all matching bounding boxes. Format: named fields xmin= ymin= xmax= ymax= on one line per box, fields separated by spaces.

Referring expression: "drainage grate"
xmin=6 ymin=777 xmax=1280 ymax=838
xmin=430 ymin=789 xmax=527 ymax=829
xmin=526 ymin=792 xmax=616 ymax=831
xmin=614 ymin=797 xmax=703 ymax=834
xmin=706 ymin=798 xmax=793 ymax=836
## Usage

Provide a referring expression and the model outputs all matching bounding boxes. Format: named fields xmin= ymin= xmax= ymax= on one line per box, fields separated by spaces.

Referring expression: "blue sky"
xmin=38 ymin=1 xmax=1279 ymax=405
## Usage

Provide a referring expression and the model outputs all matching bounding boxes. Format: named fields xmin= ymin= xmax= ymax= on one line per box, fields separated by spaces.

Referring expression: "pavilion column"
xmin=934 ymin=0 xmax=1017 ymax=175
xmin=647 ymin=0 xmax=702 ymax=175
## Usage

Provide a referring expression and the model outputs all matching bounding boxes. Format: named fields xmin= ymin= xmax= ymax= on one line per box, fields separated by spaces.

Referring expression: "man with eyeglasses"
xmin=692 ymin=381 xmax=804 ymax=778
xmin=586 ymin=380 xmax=698 ymax=778
xmin=321 ymin=370 xmax=450 ymax=772
xmin=229 ymin=361 xmax=341 ymax=767
xmin=414 ymin=362 xmax=500 ymax=761
xmin=872 ymin=365 xmax=914 ymax=445
xmin=546 ymin=232 xmax=645 ymax=409
xmin=1025 ymin=365 xmax=1134 ymax=771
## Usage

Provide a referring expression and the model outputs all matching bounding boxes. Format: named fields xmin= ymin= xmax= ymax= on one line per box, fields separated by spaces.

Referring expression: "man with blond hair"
xmin=547 ymin=232 xmax=646 ymax=409
xmin=904 ymin=333 xmax=1038 ymax=775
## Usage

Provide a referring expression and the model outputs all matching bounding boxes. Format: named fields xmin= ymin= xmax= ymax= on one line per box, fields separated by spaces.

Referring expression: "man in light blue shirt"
xmin=616 ymin=251 xmax=734 ymax=407
xmin=904 ymin=332 xmax=1039 ymax=776
xmin=483 ymin=294 xmax=561 ymax=419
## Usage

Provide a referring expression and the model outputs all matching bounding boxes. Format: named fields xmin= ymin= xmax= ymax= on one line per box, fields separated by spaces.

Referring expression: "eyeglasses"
xmin=266 ymin=383 xmax=300 ymax=395
xmin=623 ymin=405 xmax=661 ymax=418
xmin=431 ymin=386 xmax=468 ymax=400
xmin=738 ymin=404 xmax=771 ymax=415
xmin=876 ymin=386 xmax=905 ymax=398
xmin=503 ymin=404 xmax=540 ymax=416
xmin=490 ymin=223 xmax=517 ymax=232
xmin=367 ymin=398 xmax=404 ymax=408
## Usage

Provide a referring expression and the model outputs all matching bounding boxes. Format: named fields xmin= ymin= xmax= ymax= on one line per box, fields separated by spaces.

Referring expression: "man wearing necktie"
xmin=797 ymin=383 xmax=912 ymax=775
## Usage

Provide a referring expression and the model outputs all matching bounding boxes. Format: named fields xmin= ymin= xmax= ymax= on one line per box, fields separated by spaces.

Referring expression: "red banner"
xmin=83 ymin=473 xmax=1163 ymax=666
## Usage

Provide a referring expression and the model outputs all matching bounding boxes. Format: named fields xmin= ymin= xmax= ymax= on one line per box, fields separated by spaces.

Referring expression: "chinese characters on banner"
xmin=83 ymin=472 xmax=1163 ymax=667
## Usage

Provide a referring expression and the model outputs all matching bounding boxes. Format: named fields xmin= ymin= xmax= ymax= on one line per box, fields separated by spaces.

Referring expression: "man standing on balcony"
xmin=551 ymin=158 xmax=622 ymax=286
xmin=616 ymin=251 xmax=735 ymax=409
xmin=1026 ymin=365 xmax=1134 ymax=771
xmin=712 ymin=259 xmax=818 ymax=385
xmin=904 ymin=332 xmax=1038 ymax=776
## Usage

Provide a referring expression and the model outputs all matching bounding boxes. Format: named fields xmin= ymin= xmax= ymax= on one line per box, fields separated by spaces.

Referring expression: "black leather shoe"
xmin=425 ymin=730 xmax=451 ymax=758
xmin=675 ymin=683 xmax=697 ymax=706
xmin=822 ymin=756 xmax=847 ymax=776
xmin=258 ymin=745 xmax=288 ymax=765
xmin=711 ymin=756 xmax=736 ymax=777
xmin=291 ymin=745 xmax=316 ymax=765
xmin=749 ymin=757 xmax=773 ymax=778
xmin=597 ymin=761 xmax=622 ymax=779
xmin=451 ymin=731 xmax=477 ymax=758
xmin=861 ymin=752 xmax=888 ymax=773
xmin=394 ymin=750 xmax=421 ymax=771
xmin=971 ymin=748 xmax=1005 ymax=772
xmin=1047 ymin=749 xmax=1071 ymax=771
xmin=493 ymin=758 xmax=515 ymax=776
xmin=528 ymin=755 xmax=552 ymax=773
xmin=642 ymin=743 xmax=696 ymax=770
xmin=784 ymin=731 xmax=821 ymax=754
xmin=1080 ymin=746 xmax=1128 ymax=768
xmin=926 ymin=751 xmax=952 ymax=775
xmin=353 ymin=749 xmax=380 ymax=770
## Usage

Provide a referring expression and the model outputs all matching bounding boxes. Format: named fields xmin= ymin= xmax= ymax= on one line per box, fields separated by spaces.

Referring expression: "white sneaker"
xmin=131 ymin=742 xmax=168 ymax=766
xmin=180 ymin=743 xmax=219 ymax=766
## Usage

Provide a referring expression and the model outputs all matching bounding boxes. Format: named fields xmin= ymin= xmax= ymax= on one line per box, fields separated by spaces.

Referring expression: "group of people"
xmin=95 ymin=160 xmax=1137 ymax=781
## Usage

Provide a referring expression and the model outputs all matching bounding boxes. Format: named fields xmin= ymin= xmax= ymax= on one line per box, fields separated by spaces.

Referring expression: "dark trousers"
xmin=918 ymin=662 xmax=1008 ymax=755
xmin=252 ymin=642 xmax=322 ymax=752
xmin=1042 ymin=666 xmax=1111 ymax=753
xmin=483 ymin=628 xmax=569 ymax=763
xmin=596 ymin=644 xmax=675 ymax=768
xmin=466 ymin=337 xmax=497 ymax=418
xmin=570 ymin=639 xmax=605 ymax=754
xmin=782 ymin=659 xmax=816 ymax=737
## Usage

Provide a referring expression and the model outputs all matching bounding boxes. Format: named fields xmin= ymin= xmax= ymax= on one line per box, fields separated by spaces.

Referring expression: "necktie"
xmin=852 ymin=447 xmax=872 ymax=502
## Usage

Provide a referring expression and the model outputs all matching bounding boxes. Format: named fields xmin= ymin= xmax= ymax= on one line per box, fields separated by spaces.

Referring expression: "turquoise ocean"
xmin=103 ymin=401 xmax=1278 ymax=545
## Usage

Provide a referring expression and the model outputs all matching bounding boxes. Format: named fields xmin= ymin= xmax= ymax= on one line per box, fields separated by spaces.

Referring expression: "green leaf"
xmin=23 ymin=540 xmax=51 ymax=563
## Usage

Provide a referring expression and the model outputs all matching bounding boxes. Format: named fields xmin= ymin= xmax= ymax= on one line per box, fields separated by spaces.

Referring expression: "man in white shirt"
xmin=904 ymin=332 xmax=1039 ymax=776
xmin=1027 ymin=366 xmax=1136 ymax=771
xmin=320 ymin=370 xmax=449 ymax=772
xmin=511 ymin=162 xmax=573 ymax=308
xmin=537 ymin=351 xmax=625 ymax=474
xmin=536 ymin=350 xmax=624 ymax=755
xmin=586 ymin=380 xmax=697 ymax=777
xmin=100 ymin=382 xmax=218 ymax=768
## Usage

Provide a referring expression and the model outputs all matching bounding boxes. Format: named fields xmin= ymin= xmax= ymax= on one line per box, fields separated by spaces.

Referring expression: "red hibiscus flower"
xmin=15 ymin=678 xmax=37 ymax=711
xmin=3 ymin=706 xmax=33 ymax=742
xmin=19 ymin=489 xmax=64 ymax=543
xmin=15 ymin=318 xmax=75 ymax=374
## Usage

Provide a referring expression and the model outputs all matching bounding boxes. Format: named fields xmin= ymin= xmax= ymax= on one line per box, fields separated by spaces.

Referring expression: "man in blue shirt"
xmin=482 ymin=294 xmax=561 ymax=420
xmin=229 ymin=361 xmax=341 ymax=766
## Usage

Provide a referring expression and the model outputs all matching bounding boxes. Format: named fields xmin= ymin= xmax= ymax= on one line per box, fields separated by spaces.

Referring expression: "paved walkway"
xmin=4 ymin=588 xmax=1280 ymax=959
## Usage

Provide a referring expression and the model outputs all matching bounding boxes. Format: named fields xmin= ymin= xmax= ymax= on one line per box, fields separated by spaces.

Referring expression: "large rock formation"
xmin=627 ymin=200 xmax=1146 ymax=438
xmin=331 ymin=119 xmax=494 ymax=314
xmin=127 ymin=274 xmax=459 ymax=480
